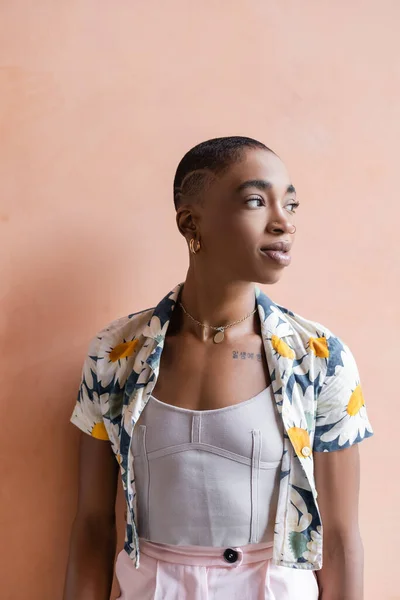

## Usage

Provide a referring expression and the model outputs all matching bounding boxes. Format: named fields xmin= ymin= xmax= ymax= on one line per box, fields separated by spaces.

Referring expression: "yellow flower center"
xmin=91 ymin=422 xmax=109 ymax=440
xmin=271 ymin=335 xmax=295 ymax=359
xmin=346 ymin=385 xmax=365 ymax=416
xmin=309 ymin=336 xmax=329 ymax=358
xmin=287 ymin=426 xmax=312 ymax=458
xmin=109 ymin=339 xmax=139 ymax=362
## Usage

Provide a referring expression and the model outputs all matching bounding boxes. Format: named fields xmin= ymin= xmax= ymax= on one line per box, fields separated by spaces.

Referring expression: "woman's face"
xmin=193 ymin=148 xmax=298 ymax=285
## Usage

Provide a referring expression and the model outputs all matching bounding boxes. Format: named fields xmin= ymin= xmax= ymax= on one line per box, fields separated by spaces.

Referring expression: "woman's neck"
xmin=177 ymin=268 xmax=258 ymax=341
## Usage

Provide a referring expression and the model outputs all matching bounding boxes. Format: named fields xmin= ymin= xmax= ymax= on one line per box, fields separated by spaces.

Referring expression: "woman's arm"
xmin=63 ymin=433 xmax=119 ymax=600
xmin=314 ymin=444 xmax=364 ymax=600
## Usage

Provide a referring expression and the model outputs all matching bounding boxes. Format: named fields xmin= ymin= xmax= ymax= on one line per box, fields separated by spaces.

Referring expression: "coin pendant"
xmin=213 ymin=330 xmax=225 ymax=344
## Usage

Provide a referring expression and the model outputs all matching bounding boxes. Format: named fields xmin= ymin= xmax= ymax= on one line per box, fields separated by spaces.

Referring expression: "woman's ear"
xmin=176 ymin=206 xmax=198 ymax=239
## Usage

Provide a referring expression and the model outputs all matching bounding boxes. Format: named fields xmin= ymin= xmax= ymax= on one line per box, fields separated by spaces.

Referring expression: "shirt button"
xmin=223 ymin=548 xmax=239 ymax=563
xmin=301 ymin=446 xmax=311 ymax=457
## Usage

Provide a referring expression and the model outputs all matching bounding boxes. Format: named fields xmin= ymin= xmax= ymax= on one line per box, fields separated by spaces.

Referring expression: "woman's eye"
xmin=287 ymin=201 xmax=300 ymax=213
xmin=246 ymin=197 xmax=264 ymax=209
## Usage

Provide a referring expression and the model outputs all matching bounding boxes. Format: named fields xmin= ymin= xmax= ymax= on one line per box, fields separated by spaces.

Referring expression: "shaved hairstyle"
xmin=173 ymin=136 xmax=275 ymax=210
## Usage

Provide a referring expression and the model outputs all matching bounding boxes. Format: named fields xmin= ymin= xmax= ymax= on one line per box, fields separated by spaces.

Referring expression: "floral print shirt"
xmin=71 ymin=283 xmax=373 ymax=571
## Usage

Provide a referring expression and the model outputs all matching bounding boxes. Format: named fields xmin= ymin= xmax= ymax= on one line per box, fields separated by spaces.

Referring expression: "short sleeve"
xmin=70 ymin=335 xmax=109 ymax=441
xmin=313 ymin=336 xmax=373 ymax=452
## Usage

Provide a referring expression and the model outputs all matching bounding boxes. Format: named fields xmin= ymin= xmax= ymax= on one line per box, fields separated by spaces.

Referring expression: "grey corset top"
xmin=131 ymin=384 xmax=284 ymax=548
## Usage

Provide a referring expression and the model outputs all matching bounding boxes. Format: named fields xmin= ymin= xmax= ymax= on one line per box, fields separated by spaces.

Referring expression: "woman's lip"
xmin=260 ymin=249 xmax=292 ymax=266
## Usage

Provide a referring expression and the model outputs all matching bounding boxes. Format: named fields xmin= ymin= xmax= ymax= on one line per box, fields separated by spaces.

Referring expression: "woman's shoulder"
xmin=274 ymin=301 xmax=356 ymax=367
xmin=93 ymin=305 xmax=156 ymax=352
xmin=275 ymin=303 xmax=364 ymax=412
xmin=81 ymin=306 xmax=157 ymax=394
xmin=276 ymin=301 xmax=338 ymax=340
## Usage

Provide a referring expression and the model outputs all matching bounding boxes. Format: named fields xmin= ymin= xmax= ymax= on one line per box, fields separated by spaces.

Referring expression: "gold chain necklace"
xmin=178 ymin=301 xmax=258 ymax=344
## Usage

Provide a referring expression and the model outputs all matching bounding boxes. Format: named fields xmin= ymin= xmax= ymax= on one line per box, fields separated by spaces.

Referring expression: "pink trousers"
xmin=115 ymin=539 xmax=319 ymax=599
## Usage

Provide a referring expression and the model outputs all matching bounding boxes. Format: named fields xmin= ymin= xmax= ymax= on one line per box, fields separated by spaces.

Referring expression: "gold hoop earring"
xmin=189 ymin=238 xmax=201 ymax=254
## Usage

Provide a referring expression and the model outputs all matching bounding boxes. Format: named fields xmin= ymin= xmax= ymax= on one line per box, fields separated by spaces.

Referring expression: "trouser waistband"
xmin=139 ymin=538 xmax=274 ymax=568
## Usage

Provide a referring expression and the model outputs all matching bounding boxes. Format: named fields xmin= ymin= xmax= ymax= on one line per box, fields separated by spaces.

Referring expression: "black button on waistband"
xmin=223 ymin=548 xmax=239 ymax=563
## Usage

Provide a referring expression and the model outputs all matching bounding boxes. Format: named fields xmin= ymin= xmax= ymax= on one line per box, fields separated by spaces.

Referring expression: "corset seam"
xmin=144 ymin=441 xmax=281 ymax=469
xmin=250 ymin=429 xmax=262 ymax=543
xmin=138 ymin=425 xmax=150 ymax=540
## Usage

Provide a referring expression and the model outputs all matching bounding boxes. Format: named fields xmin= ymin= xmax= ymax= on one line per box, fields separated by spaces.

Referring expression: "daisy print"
xmin=258 ymin=302 xmax=295 ymax=341
xmin=287 ymin=487 xmax=313 ymax=560
xmin=94 ymin=336 xmax=139 ymax=390
xmin=318 ymin=384 xmax=372 ymax=448
xmin=307 ymin=334 xmax=329 ymax=360
xmin=82 ymin=349 xmax=99 ymax=390
xmin=142 ymin=315 xmax=169 ymax=346
xmin=302 ymin=526 xmax=322 ymax=564
xmin=71 ymin=388 xmax=106 ymax=439
xmin=314 ymin=339 xmax=373 ymax=451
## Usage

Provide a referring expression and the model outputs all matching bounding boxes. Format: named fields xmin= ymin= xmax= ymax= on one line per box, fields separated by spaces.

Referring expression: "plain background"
xmin=0 ymin=1 xmax=398 ymax=598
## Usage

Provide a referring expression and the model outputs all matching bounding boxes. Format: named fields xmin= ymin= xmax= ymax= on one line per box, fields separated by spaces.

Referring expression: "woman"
xmin=64 ymin=136 xmax=373 ymax=599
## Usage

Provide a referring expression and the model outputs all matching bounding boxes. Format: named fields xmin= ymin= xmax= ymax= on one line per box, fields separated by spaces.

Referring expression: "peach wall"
xmin=0 ymin=2 xmax=398 ymax=598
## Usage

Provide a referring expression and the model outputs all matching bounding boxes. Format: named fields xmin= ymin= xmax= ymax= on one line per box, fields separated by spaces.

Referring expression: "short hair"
xmin=173 ymin=136 xmax=274 ymax=210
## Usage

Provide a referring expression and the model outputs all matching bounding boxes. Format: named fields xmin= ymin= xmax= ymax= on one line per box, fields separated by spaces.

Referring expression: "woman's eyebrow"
xmin=236 ymin=179 xmax=272 ymax=192
xmin=286 ymin=184 xmax=296 ymax=195
xmin=236 ymin=179 xmax=296 ymax=195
